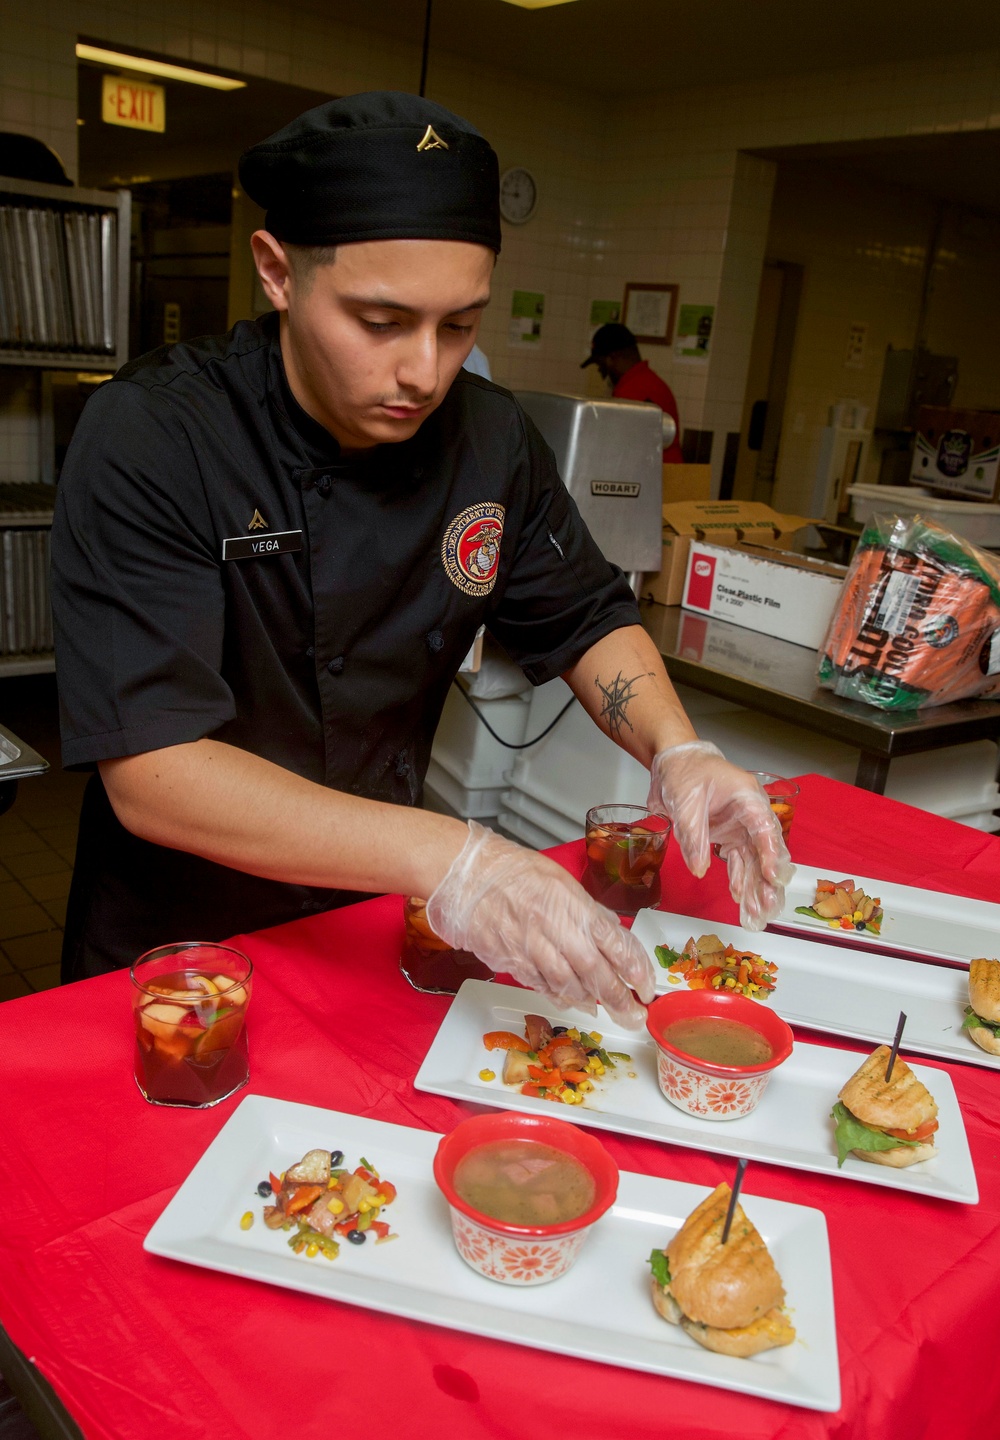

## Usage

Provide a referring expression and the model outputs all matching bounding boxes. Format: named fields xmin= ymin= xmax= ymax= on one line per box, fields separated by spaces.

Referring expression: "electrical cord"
xmin=451 ymin=679 xmax=576 ymax=750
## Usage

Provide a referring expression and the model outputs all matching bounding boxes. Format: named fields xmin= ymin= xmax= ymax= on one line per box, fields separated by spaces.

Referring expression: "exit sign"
xmin=101 ymin=74 xmax=165 ymax=132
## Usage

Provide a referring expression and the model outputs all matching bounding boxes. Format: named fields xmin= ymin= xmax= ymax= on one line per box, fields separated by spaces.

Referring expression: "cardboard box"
xmin=681 ymin=540 xmax=847 ymax=649
xmin=662 ymin=463 xmax=712 ymax=506
xmin=643 ymin=500 xmax=816 ymax=607
xmin=911 ymin=406 xmax=1000 ymax=501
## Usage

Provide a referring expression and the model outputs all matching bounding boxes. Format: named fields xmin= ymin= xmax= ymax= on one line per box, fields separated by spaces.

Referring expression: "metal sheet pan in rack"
xmin=771 ymin=868 xmax=1000 ymax=968
xmin=414 ymin=982 xmax=977 ymax=1205
xmin=144 ymin=1094 xmax=840 ymax=1412
xmin=632 ymin=909 xmax=997 ymax=1071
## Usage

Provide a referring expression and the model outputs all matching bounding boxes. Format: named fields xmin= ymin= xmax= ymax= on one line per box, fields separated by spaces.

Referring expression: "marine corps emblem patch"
xmin=441 ymin=502 xmax=505 ymax=597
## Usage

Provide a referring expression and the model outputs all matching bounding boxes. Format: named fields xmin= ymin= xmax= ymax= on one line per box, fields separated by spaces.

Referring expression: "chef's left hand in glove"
xmin=647 ymin=740 xmax=795 ymax=930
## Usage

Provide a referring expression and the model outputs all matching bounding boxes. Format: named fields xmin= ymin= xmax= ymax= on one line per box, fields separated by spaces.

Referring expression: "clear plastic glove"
xmin=426 ymin=821 xmax=655 ymax=1029
xmin=646 ymin=740 xmax=795 ymax=931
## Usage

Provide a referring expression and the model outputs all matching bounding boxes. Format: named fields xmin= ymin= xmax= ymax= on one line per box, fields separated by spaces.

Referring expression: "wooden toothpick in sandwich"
xmin=885 ymin=1011 xmax=907 ymax=1082
xmin=721 ymin=1157 xmax=749 ymax=1244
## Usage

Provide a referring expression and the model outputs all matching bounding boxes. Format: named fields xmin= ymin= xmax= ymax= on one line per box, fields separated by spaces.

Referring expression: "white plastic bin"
xmin=848 ymin=484 xmax=1000 ymax=547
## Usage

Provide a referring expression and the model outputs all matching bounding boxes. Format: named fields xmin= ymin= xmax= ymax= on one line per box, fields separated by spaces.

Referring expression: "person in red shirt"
xmin=581 ymin=322 xmax=683 ymax=463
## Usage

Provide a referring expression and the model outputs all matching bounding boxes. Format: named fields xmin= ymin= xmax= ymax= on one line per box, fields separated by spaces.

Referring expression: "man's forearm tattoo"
xmin=595 ymin=670 xmax=653 ymax=742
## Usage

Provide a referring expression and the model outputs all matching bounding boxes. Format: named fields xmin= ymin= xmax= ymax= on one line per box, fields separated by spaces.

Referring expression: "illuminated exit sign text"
xmin=101 ymin=74 xmax=165 ymax=132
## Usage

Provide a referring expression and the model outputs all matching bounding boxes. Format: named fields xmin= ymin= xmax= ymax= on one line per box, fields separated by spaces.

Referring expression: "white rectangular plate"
xmin=414 ymin=982 xmax=977 ymax=1205
xmin=144 ymin=1094 xmax=840 ymax=1412
xmin=631 ymin=909 xmax=998 ymax=1072
xmin=773 ymin=869 xmax=1000 ymax=967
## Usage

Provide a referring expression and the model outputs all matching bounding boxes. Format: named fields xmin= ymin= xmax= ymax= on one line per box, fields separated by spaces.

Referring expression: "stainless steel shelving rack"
xmin=0 ymin=174 xmax=130 ymax=677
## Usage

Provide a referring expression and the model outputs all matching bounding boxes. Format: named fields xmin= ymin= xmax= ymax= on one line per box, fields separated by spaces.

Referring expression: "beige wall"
xmin=4 ymin=6 xmax=1000 ymax=491
xmin=603 ymin=51 xmax=1000 ymax=490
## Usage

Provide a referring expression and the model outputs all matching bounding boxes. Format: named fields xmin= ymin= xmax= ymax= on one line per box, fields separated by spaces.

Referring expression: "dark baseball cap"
xmin=581 ymin=321 xmax=637 ymax=368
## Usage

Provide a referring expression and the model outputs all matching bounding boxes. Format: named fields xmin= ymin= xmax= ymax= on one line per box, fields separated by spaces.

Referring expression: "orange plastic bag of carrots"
xmin=818 ymin=514 xmax=1000 ymax=710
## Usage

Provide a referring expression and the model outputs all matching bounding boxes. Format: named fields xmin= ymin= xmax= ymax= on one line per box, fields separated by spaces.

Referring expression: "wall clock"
xmin=499 ymin=167 xmax=538 ymax=224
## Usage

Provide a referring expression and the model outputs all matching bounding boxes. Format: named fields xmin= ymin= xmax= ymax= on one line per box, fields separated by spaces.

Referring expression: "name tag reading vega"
xmin=222 ymin=530 xmax=303 ymax=561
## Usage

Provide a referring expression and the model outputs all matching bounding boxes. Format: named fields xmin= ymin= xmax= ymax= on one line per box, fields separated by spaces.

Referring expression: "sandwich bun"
xmin=838 ymin=1046 xmax=938 ymax=1168
xmin=838 ymin=1046 xmax=937 ymax=1131
xmin=649 ymin=1277 xmax=796 ymax=1357
xmin=650 ymin=1182 xmax=794 ymax=1357
xmin=852 ymin=1139 xmax=938 ymax=1168
xmin=968 ymin=1025 xmax=1000 ymax=1057
xmin=968 ymin=960 xmax=1000 ymax=1054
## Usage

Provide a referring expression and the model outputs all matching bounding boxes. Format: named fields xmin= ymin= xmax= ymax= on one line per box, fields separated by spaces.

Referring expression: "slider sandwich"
xmin=962 ymin=958 xmax=1000 ymax=1056
xmin=647 ymin=1182 xmax=795 ymax=1357
xmin=832 ymin=1045 xmax=938 ymax=1168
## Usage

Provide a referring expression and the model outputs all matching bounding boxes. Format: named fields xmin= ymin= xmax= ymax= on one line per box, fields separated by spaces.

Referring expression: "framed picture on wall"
xmin=622 ymin=282 xmax=679 ymax=345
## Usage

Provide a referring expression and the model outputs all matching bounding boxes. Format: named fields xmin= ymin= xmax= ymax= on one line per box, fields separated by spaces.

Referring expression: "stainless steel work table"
xmin=640 ymin=602 xmax=1000 ymax=794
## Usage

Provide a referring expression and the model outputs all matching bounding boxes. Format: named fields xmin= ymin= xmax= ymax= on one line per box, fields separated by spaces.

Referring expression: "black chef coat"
xmin=51 ymin=313 xmax=641 ymax=980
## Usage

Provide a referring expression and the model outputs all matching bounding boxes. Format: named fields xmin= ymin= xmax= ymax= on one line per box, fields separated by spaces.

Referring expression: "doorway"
xmin=730 ymin=261 xmax=803 ymax=503
xmin=76 ymin=46 xmax=332 ymax=348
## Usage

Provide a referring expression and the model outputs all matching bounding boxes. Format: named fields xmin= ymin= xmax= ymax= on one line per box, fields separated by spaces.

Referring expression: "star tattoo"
xmin=595 ymin=670 xmax=651 ymax=742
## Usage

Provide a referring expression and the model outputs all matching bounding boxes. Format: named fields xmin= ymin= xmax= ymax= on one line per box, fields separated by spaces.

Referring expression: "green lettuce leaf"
xmin=654 ymin=945 xmax=684 ymax=969
xmin=962 ymin=1005 xmax=1000 ymax=1036
xmin=648 ymin=1249 xmax=671 ymax=1287
xmin=831 ymin=1101 xmax=919 ymax=1168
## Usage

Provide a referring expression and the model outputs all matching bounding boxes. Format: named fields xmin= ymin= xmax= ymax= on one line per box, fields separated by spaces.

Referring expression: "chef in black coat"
xmin=51 ymin=92 xmax=791 ymax=1025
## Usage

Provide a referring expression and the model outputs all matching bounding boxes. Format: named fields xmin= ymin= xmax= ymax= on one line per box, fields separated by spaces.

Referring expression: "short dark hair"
xmin=285 ymin=242 xmax=338 ymax=287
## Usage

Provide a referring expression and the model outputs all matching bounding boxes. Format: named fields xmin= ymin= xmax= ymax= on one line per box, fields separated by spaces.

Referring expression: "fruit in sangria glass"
xmin=400 ymin=897 xmax=493 ymax=995
xmin=581 ymin=805 xmax=670 ymax=916
xmin=130 ymin=944 xmax=252 ymax=1108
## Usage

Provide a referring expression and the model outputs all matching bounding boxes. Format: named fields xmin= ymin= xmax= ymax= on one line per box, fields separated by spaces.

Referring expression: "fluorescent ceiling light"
xmin=497 ymin=1 xmax=579 ymax=8
xmin=75 ymin=44 xmax=246 ymax=90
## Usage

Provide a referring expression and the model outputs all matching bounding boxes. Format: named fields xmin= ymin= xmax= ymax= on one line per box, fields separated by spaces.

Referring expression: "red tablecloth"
xmin=1 ymin=773 xmax=998 ymax=1440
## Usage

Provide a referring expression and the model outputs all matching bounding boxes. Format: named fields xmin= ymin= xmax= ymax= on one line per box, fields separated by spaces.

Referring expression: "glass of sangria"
xmin=752 ymin=773 xmax=800 ymax=843
xmin=130 ymin=942 xmax=252 ymax=1108
xmin=400 ymin=896 xmax=493 ymax=995
xmin=581 ymin=804 xmax=671 ymax=916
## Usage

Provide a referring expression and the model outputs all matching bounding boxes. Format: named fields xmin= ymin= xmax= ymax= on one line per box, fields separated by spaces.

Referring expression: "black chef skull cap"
xmin=239 ymin=91 xmax=501 ymax=253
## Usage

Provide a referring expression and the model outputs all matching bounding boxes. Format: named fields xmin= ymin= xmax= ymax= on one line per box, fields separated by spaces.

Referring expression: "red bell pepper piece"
xmin=528 ymin=1064 xmax=561 ymax=1084
xmin=269 ymin=1172 xmax=283 ymax=1196
xmin=370 ymin=1220 xmax=391 ymax=1239
xmin=520 ymin=1082 xmax=546 ymax=1098
xmin=376 ymin=1181 xmax=397 ymax=1205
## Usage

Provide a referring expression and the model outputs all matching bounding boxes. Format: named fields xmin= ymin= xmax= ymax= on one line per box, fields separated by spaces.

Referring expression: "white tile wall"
xmin=3 ymin=7 xmax=1000 ymax=489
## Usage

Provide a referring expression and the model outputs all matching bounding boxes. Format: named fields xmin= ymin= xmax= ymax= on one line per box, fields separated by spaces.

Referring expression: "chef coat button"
xmin=395 ymin=755 xmax=411 ymax=777
xmin=305 ymin=646 xmax=315 ymax=658
xmin=317 ymin=474 xmax=333 ymax=496
xmin=327 ymin=655 xmax=345 ymax=675
xmin=427 ymin=629 xmax=444 ymax=652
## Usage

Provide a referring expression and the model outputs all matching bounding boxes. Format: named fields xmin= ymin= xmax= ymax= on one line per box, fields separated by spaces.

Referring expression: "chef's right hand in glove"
xmin=426 ymin=820 xmax=655 ymax=1029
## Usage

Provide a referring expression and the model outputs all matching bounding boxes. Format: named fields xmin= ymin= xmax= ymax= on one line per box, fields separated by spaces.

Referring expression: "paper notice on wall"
xmin=675 ymin=303 xmax=714 ymax=360
xmin=509 ymin=290 xmax=544 ymax=347
xmin=625 ymin=288 xmax=672 ymax=340
xmin=589 ymin=299 xmax=620 ymax=330
xmin=845 ymin=322 xmax=867 ymax=370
